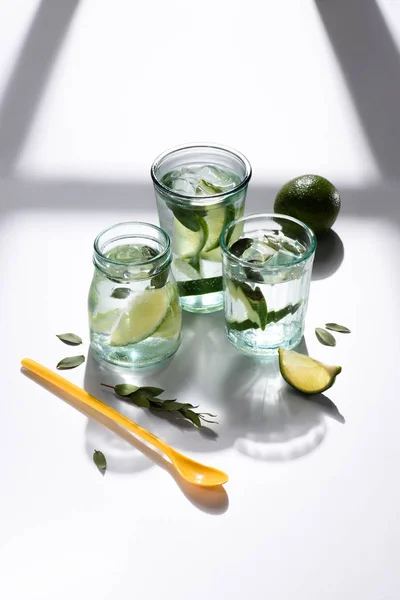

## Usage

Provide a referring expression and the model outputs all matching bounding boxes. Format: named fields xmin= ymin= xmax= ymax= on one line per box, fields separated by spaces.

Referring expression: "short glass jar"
xmin=88 ymin=222 xmax=182 ymax=368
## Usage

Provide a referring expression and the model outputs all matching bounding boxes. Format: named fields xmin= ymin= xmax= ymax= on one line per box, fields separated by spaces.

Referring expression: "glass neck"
xmin=93 ymin=222 xmax=171 ymax=282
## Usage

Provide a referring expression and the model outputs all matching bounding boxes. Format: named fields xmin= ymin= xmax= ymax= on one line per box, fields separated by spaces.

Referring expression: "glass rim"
xmin=94 ymin=221 xmax=171 ymax=267
xmin=150 ymin=143 xmax=252 ymax=206
xmin=220 ymin=213 xmax=317 ymax=270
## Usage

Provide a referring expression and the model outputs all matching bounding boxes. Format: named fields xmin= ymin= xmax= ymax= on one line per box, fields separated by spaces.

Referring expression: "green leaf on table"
xmin=114 ymin=383 xmax=140 ymax=396
xmin=129 ymin=391 xmax=151 ymax=408
xmin=93 ymin=450 xmax=107 ymax=471
xmin=158 ymin=400 xmax=185 ymax=412
xmin=111 ymin=288 xmax=131 ymax=299
xmin=102 ymin=382 xmax=218 ymax=427
xmin=140 ymin=386 xmax=164 ymax=397
xmin=325 ymin=323 xmax=351 ymax=334
xmin=56 ymin=355 xmax=85 ymax=370
xmin=315 ymin=328 xmax=336 ymax=347
xmin=56 ymin=333 xmax=82 ymax=346
xmin=184 ymin=410 xmax=202 ymax=428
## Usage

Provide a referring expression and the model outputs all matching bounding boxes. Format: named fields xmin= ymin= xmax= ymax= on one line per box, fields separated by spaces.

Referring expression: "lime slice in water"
xmin=110 ymin=287 xmax=171 ymax=346
xmin=201 ymin=204 xmax=240 ymax=261
xmin=90 ymin=309 xmax=121 ymax=333
xmin=172 ymin=217 xmax=207 ymax=259
xmin=173 ymin=258 xmax=201 ymax=280
xmin=278 ymin=348 xmax=342 ymax=395
xmin=154 ymin=303 xmax=182 ymax=339
xmin=202 ymin=207 xmax=226 ymax=253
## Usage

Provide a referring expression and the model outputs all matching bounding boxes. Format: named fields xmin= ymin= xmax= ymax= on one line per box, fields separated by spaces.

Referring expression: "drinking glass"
xmin=151 ymin=144 xmax=251 ymax=313
xmin=221 ymin=213 xmax=316 ymax=354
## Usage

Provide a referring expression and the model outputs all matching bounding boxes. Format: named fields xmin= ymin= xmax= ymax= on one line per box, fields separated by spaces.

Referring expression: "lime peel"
xmin=110 ymin=287 xmax=171 ymax=346
xmin=278 ymin=347 xmax=342 ymax=395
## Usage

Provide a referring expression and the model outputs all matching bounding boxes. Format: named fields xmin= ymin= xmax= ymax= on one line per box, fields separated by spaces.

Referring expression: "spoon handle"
xmin=21 ymin=358 xmax=172 ymax=457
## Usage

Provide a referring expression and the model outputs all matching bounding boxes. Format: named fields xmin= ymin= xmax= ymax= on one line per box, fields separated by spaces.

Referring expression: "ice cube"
xmin=198 ymin=165 xmax=239 ymax=191
xmin=280 ymin=240 xmax=303 ymax=255
xmin=264 ymin=235 xmax=281 ymax=251
xmin=242 ymin=240 xmax=276 ymax=264
xmin=171 ymin=177 xmax=197 ymax=195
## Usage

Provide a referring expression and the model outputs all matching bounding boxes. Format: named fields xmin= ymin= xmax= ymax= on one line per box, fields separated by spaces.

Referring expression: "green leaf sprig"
xmin=101 ymin=383 xmax=217 ymax=428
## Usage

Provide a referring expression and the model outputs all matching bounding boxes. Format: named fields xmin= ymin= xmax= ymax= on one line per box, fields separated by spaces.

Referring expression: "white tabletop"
xmin=1 ymin=1 xmax=400 ymax=599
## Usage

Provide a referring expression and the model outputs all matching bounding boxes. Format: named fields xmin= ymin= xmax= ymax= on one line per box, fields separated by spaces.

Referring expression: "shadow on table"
xmin=312 ymin=230 xmax=344 ymax=281
xmin=83 ymin=350 xmax=229 ymax=515
xmin=84 ymin=310 xmax=344 ymax=476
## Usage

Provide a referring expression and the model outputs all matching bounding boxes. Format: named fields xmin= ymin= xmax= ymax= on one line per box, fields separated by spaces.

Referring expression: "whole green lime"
xmin=274 ymin=174 xmax=340 ymax=235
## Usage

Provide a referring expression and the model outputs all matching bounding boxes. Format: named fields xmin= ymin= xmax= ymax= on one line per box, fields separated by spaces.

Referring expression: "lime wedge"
xmin=200 ymin=204 xmax=240 ymax=261
xmin=110 ymin=287 xmax=171 ymax=346
xmin=172 ymin=217 xmax=207 ymax=259
xmin=173 ymin=258 xmax=201 ymax=280
xmin=278 ymin=348 xmax=342 ymax=395
xmin=90 ymin=309 xmax=121 ymax=333
xmin=154 ymin=303 xmax=182 ymax=339
xmin=202 ymin=207 xmax=226 ymax=253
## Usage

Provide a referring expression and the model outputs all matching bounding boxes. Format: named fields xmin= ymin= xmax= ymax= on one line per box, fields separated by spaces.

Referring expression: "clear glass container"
xmin=151 ymin=144 xmax=251 ymax=314
xmin=221 ymin=213 xmax=316 ymax=355
xmin=88 ymin=222 xmax=182 ymax=368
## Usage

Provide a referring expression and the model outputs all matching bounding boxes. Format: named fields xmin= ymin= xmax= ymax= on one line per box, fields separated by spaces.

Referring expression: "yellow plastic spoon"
xmin=21 ymin=358 xmax=228 ymax=487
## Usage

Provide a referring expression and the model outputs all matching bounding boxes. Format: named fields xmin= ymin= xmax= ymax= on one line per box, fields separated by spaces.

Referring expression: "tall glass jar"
xmin=88 ymin=222 xmax=182 ymax=368
xmin=151 ymin=144 xmax=251 ymax=314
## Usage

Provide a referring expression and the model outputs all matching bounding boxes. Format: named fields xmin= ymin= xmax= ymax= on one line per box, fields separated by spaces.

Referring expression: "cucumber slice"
xmin=226 ymin=279 xmax=268 ymax=330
